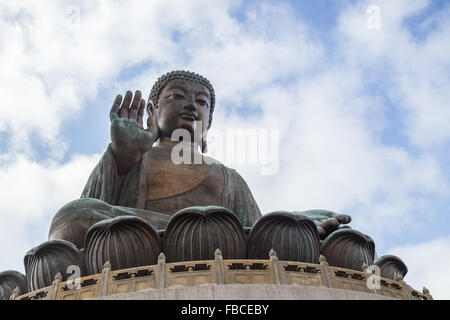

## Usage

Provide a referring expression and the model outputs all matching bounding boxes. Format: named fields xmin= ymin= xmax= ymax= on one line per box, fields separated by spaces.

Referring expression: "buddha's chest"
xmin=144 ymin=148 xmax=215 ymax=200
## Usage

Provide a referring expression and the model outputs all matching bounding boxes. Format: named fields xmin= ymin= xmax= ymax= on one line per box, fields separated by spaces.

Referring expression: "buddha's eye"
xmin=196 ymin=99 xmax=209 ymax=108
xmin=167 ymin=93 xmax=185 ymax=99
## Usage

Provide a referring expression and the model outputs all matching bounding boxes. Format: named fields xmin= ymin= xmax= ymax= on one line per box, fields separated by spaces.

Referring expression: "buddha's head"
xmin=148 ymin=70 xmax=215 ymax=151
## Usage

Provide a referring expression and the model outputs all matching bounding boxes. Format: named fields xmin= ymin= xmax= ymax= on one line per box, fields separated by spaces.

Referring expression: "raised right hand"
xmin=109 ymin=90 xmax=158 ymax=175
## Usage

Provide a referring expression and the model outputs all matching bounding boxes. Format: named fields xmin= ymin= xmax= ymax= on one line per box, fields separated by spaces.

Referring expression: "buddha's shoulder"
xmin=202 ymin=154 xmax=223 ymax=166
xmin=204 ymin=158 xmax=246 ymax=182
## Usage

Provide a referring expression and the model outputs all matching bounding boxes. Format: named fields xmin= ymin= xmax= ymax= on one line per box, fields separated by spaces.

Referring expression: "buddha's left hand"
xmin=298 ymin=210 xmax=352 ymax=240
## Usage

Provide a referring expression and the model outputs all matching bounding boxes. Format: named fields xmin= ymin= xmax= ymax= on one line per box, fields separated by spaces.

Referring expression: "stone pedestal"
xmin=91 ymin=284 xmax=396 ymax=300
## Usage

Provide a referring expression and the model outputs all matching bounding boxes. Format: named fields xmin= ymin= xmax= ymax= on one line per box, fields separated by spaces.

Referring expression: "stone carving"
xmin=247 ymin=212 xmax=320 ymax=263
xmin=11 ymin=254 xmax=429 ymax=300
xmin=375 ymin=255 xmax=408 ymax=281
xmin=320 ymin=229 xmax=375 ymax=271
xmin=84 ymin=216 xmax=161 ymax=275
xmin=162 ymin=206 xmax=247 ymax=262
xmin=24 ymin=240 xmax=85 ymax=291
xmin=0 ymin=270 xmax=27 ymax=300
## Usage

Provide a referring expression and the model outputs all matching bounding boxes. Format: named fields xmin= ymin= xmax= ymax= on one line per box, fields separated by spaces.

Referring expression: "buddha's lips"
xmin=179 ymin=112 xmax=198 ymax=121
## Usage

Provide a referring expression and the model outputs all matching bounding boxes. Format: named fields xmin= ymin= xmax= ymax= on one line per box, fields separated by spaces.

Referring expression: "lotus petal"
xmin=0 ymin=270 xmax=27 ymax=300
xmin=84 ymin=215 xmax=161 ymax=274
xmin=247 ymin=211 xmax=320 ymax=263
xmin=320 ymin=229 xmax=375 ymax=271
xmin=162 ymin=206 xmax=246 ymax=263
xmin=375 ymin=255 xmax=408 ymax=280
xmin=24 ymin=240 xmax=85 ymax=291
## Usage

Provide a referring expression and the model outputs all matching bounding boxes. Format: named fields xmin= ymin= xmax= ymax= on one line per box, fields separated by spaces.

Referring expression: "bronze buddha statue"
xmin=1 ymin=71 xmax=406 ymax=296
xmin=49 ymin=71 xmax=262 ymax=250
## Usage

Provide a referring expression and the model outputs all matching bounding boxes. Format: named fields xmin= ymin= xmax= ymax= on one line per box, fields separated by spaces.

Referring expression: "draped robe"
xmin=79 ymin=144 xmax=261 ymax=228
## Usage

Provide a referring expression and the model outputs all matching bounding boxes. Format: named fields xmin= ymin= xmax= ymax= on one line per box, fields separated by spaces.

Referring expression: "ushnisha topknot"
xmin=149 ymin=70 xmax=215 ymax=129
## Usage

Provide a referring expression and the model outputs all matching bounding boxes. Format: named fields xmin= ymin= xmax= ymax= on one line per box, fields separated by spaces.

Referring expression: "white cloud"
xmin=389 ymin=237 xmax=450 ymax=300
xmin=0 ymin=153 xmax=100 ymax=273
xmin=0 ymin=0 xmax=236 ymax=154
xmin=338 ymin=0 xmax=450 ymax=148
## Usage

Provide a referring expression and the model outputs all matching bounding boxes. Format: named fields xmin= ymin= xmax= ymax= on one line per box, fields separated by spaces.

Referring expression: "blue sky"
xmin=0 ymin=0 xmax=449 ymax=298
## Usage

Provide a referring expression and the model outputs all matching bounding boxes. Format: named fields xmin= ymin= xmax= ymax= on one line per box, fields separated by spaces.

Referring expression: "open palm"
xmin=110 ymin=90 xmax=158 ymax=156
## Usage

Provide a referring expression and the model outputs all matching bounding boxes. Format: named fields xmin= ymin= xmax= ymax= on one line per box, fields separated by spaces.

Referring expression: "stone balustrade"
xmin=10 ymin=250 xmax=431 ymax=300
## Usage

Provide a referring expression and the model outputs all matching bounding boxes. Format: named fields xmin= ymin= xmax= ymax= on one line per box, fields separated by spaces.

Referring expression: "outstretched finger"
xmin=136 ymin=99 xmax=145 ymax=126
xmin=109 ymin=94 xmax=123 ymax=121
xmin=335 ymin=214 xmax=351 ymax=224
xmin=320 ymin=218 xmax=340 ymax=235
xmin=119 ymin=91 xmax=133 ymax=118
xmin=129 ymin=90 xmax=142 ymax=120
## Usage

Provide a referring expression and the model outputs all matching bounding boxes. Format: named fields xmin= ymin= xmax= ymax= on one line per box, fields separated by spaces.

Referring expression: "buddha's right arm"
xmin=110 ymin=140 xmax=144 ymax=177
xmin=81 ymin=144 xmax=143 ymax=207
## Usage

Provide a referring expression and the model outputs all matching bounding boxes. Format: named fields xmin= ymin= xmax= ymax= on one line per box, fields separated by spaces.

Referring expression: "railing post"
xmin=396 ymin=275 xmax=415 ymax=300
xmin=9 ymin=286 xmax=21 ymax=300
xmin=156 ymin=253 xmax=166 ymax=289
xmin=47 ymin=272 xmax=62 ymax=300
xmin=319 ymin=255 xmax=334 ymax=288
xmin=270 ymin=249 xmax=285 ymax=285
xmin=362 ymin=262 xmax=368 ymax=272
xmin=422 ymin=287 xmax=433 ymax=300
xmin=98 ymin=261 xmax=112 ymax=297
xmin=214 ymin=248 xmax=225 ymax=285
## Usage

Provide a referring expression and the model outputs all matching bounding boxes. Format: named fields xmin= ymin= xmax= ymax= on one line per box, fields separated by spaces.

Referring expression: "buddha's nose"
xmin=183 ymin=104 xmax=196 ymax=112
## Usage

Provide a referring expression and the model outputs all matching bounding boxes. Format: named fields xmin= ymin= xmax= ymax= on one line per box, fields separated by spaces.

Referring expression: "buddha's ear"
xmin=146 ymin=99 xmax=156 ymax=116
xmin=201 ymin=140 xmax=207 ymax=153
xmin=202 ymin=135 xmax=208 ymax=153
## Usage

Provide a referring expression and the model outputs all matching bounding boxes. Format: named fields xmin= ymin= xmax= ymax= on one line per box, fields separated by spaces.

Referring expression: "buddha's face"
xmin=151 ymin=78 xmax=211 ymax=141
